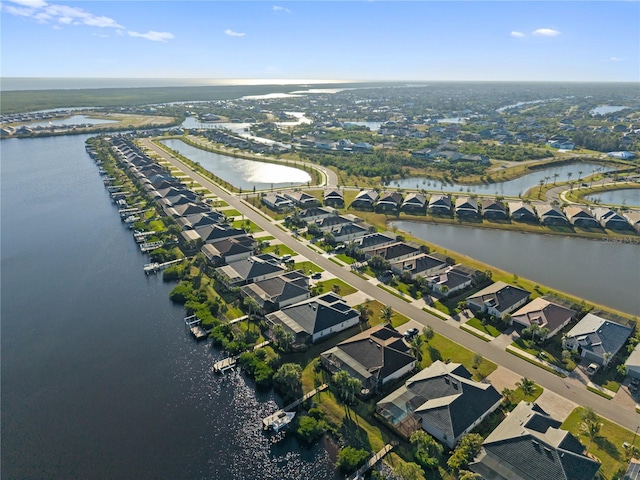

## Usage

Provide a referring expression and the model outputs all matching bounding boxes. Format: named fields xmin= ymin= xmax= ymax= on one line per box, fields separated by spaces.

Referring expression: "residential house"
xmin=215 ymin=254 xmax=286 ymax=288
xmin=351 ymin=190 xmax=379 ymax=210
xmin=390 ymin=253 xmax=448 ymax=280
xmin=469 ymin=402 xmax=600 ymax=480
xmin=425 ymin=264 xmax=474 ymax=296
xmin=201 ymin=236 xmax=255 ymax=266
xmin=265 ymin=292 xmax=360 ymax=346
xmin=428 ymin=195 xmax=453 ymax=215
xmin=240 ymin=270 xmax=310 ymax=314
xmin=401 ymin=193 xmax=427 ymax=214
xmin=330 ymin=223 xmax=369 ymax=243
xmin=297 ymin=206 xmax=337 ymax=224
xmin=481 ymin=199 xmax=508 ymax=220
xmin=193 ymin=224 xmax=247 ymax=244
xmin=510 ymin=297 xmax=576 ymax=339
xmin=167 ymin=202 xmax=213 ymax=219
xmin=564 ymin=206 xmax=600 ymax=228
xmin=467 ymin=281 xmax=531 ymax=318
xmin=563 ymin=313 xmax=633 ymax=366
xmin=283 ymin=191 xmax=321 ymax=208
xmin=375 ymin=191 xmax=403 ymax=212
xmin=592 ymin=207 xmax=632 ymax=230
xmin=536 ymin=204 xmax=568 ymax=226
xmin=376 ymin=361 xmax=502 ymax=447
xmin=455 ymin=197 xmax=479 ymax=218
xmin=458 ymin=154 xmax=490 ymax=165
xmin=508 ymin=201 xmax=537 ymax=222
xmin=175 ymin=211 xmax=226 ymax=230
xmin=315 ymin=215 xmax=354 ymax=232
xmin=320 ymin=324 xmax=416 ymax=394
xmin=624 ymin=343 xmax=640 ymax=380
xmin=366 ymin=242 xmax=422 ymax=263
xmin=353 ymin=232 xmax=397 ymax=253
xmin=262 ymin=194 xmax=294 ymax=212
xmin=324 ymin=188 xmax=345 ymax=207
xmin=623 ymin=210 xmax=640 ymax=232
xmin=608 ymin=151 xmax=635 ymax=160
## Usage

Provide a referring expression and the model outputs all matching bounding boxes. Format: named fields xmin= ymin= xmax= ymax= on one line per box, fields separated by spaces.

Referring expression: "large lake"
xmin=160 ymin=138 xmax=312 ymax=191
xmin=26 ymin=114 xmax=119 ymax=127
xmin=587 ymin=188 xmax=640 ymax=207
xmin=394 ymin=162 xmax=612 ymax=197
xmin=1 ymin=134 xmax=337 ymax=479
xmin=391 ymin=221 xmax=640 ymax=316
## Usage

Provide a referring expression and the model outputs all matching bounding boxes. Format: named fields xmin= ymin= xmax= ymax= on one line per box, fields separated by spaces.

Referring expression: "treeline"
xmin=572 ymin=131 xmax=631 ymax=153
xmin=311 ymin=150 xmax=426 ymax=177
xmin=460 ymin=143 xmax=549 ymax=161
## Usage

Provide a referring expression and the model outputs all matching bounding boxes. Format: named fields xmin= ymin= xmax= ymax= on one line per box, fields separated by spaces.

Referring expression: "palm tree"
xmin=517 ymin=377 xmax=536 ymax=398
xmin=380 ymin=305 xmax=394 ymax=324
xmin=356 ymin=303 xmax=372 ymax=324
xmin=578 ymin=170 xmax=583 ymax=182
xmin=553 ymin=172 xmax=559 ymax=185
xmin=580 ymin=419 xmax=602 ymax=453
xmin=410 ymin=336 xmax=424 ymax=363
xmin=567 ymin=172 xmax=573 ymax=183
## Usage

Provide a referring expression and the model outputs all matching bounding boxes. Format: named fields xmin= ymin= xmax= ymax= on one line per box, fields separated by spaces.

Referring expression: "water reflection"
xmin=587 ymin=188 xmax=640 ymax=207
xmin=161 ymin=139 xmax=311 ymax=190
xmin=26 ymin=114 xmax=118 ymax=127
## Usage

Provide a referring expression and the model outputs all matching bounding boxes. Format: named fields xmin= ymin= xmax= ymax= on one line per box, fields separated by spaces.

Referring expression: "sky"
xmin=1 ymin=0 xmax=639 ymax=82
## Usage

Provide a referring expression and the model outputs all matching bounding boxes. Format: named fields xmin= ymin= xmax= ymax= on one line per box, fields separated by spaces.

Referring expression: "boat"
xmin=267 ymin=411 xmax=296 ymax=432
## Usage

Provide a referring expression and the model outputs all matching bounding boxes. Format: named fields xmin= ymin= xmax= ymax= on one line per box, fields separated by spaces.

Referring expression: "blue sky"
xmin=1 ymin=1 xmax=638 ymax=82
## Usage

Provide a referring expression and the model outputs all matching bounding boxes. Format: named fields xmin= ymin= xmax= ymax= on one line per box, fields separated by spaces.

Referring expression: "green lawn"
xmin=314 ymin=278 xmax=357 ymax=297
xmin=511 ymin=383 xmax=544 ymax=404
xmin=231 ymin=219 xmax=263 ymax=233
xmin=257 ymin=235 xmax=275 ymax=242
xmin=262 ymin=243 xmax=296 ymax=256
xmin=562 ymin=407 xmax=636 ymax=480
xmin=377 ymin=284 xmax=412 ymax=302
xmin=357 ymin=299 xmax=411 ymax=328
xmin=432 ymin=300 xmax=456 ymax=316
xmin=294 ymin=261 xmax=324 ymax=274
xmin=148 ymin=219 xmax=166 ymax=232
xmin=335 ymin=253 xmax=356 ymax=265
xmin=420 ymin=332 xmax=497 ymax=381
xmin=511 ymin=338 xmax=569 ymax=371
xmin=466 ymin=318 xmax=502 ymax=337
xmin=220 ymin=209 xmax=242 ymax=218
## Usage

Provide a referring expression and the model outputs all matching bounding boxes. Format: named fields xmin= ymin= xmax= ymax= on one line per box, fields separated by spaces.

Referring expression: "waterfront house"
xmin=352 ymin=232 xmax=397 ymax=254
xmin=201 ymin=236 xmax=255 ymax=266
xmin=563 ymin=313 xmax=633 ymax=367
xmin=564 ymin=206 xmax=600 ymax=228
xmin=376 ymin=361 xmax=502 ymax=447
xmin=169 ymin=202 xmax=213 ymax=219
xmin=510 ymin=297 xmax=576 ymax=339
xmin=365 ymin=242 xmax=422 ymax=264
xmin=323 ymin=188 xmax=345 ymax=207
xmin=320 ymin=324 xmax=416 ymax=395
xmin=425 ymin=264 xmax=474 ymax=296
xmin=375 ymin=191 xmax=403 ymax=212
xmin=390 ymin=253 xmax=448 ymax=280
xmin=315 ymin=215 xmax=354 ymax=232
xmin=623 ymin=210 xmax=640 ymax=232
xmin=240 ymin=270 xmax=310 ymax=314
xmin=607 ymin=150 xmax=635 ymax=160
xmin=176 ymin=211 xmax=226 ymax=230
xmin=592 ymin=207 xmax=632 ymax=230
xmin=262 ymin=194 xmax=294 ymax=212
xmin=265 ymin=292 xmax=360 ymax=346
xmin=428 ymin=195 xmax=452 ymax=215
xmin=469 ymin=402 xmax=600 ymax=480
xmin=351 ymin=190 xmax=379 ymax=210
xmin=625 ymin=343 xmax=640 ymax=380
xmin=536 ymin=204 xmax=568 ymax=226
xmin=330 ymin=223 xmax=370 ymax=243
xmin=283 ymin=191 xmax=321 ymax=208
xmin=508 ymin=201 xmax=537 ymax=222
xmin=455 ymin=197 xmax=479 ymax=218
xmin=216 ymin=254 xmax=285 ymax=288
xmin=481 ymin=199 xmax=508 ymax=220
xmin=193 ymin=224 xmax=247 ymax=244
xmin=466 ymin=281 xmax=531 ymax=318
xmin=401 ymin=193 xmax=427 ymax=214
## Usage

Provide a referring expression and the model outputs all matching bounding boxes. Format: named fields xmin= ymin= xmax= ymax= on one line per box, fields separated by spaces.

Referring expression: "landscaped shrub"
xmin=336 ymin=446 xmax=370 ymax=474
xmin=169 ymin=281 xmax=194 ymax=304
xmin=295 ymin=416 xmax=327 ymax=445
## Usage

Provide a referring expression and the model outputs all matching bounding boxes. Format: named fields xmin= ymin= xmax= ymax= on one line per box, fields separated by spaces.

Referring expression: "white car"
xmin=586 ymin=363 xmax=599 ymax=375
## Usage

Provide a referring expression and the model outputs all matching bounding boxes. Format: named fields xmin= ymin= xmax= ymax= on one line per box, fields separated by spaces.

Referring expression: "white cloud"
xmin=609 ymin=56 xmax=621 ymax=62
xmin=510 ymin=31 xmax=525 ymax=38
xmin=225 ymin=29 xmax=246 ymax=37
xmin=128 ymin=30 xmax=174 ymax=42
xmin=532 ymin=28 xmax=561 ymax=37
xmin=3 ymin=0 xmax=175 ymax=42
xmin=273 ymin=5 xmax=291 ymax=13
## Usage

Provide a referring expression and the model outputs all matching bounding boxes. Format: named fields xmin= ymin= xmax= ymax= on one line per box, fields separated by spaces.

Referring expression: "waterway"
xmin=1 ymin=134 xmax=337 ymax=479
xmin=587 ymin=188 xmax=640 ymax=207
xmin=160 ymin=138 xmax=312 ymax=191
xmin=591 ymin=105 xmax=627 ymax=116
xmin=25 ymin=114 xmax=118 ymax=127
xmin=391 ymin=221 xmax=640 ymax=316
xmin=393 ymin=162 xmax=611 ymax=197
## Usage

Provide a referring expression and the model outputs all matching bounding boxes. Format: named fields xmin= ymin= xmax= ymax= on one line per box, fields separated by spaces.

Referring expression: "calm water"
xmin=391 ymin=221 xmax=640 ymax=316
xmin=394 ymin=162 xmax=611 ymax=197
xmin=587 ymin=188 xmax=640 ymax=207
xmin=160 ymin=138 xmax=312 ymax=190
xmin=26 ymin=114 xmax=118 ymax=127
xmin=1 ymin=135 xmax=336 ymax=479
xmin=591 ymin=105 xmax=627 ymax=116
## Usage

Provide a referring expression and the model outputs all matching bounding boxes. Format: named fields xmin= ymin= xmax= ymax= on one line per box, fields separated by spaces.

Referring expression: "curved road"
xmin=140 ymin=138 xmax=639 ymax=431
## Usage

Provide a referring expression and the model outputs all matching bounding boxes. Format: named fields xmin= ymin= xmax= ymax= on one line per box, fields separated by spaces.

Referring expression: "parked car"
xmin=586 ymin=363 xmax=599 ymax=375
xmin=403 ymin=327 xmax=419 ymax=339
xmin=311 ymin=272 xmax=322 ymax=279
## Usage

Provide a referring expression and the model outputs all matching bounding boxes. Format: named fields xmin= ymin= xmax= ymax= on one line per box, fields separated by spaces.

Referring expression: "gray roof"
xmin=217 ymin=255 xmax=285 ymax=284
xmin=426 ymin=266 xmax=473 ymax=290
xmin=467 ymin=281 xmax=531 ymax=314
xmin=402 ymin=192 xmax=427 ymax=207
xmin=391 ymin=253 xmax=447 ymax=274
xmin=374 ymin=242 xmax=421 ymax=261
xmin=511 ymin=297 xmax=576 ymax=334
xmin=471 ymin=402 xmax=600 ymax=480
xmin=455 ymin=197 xmax=479 ymax=211
xmin=377 ymin=361 xmax=501 ymax=441
xmin=324 ymin=188 xmax=344 ymax=200
xmin=566 ymin=313 xmax=633 ymax=362
xmin=429 ymin=194 xmax=452 ymax=209
xmin=241 ymin=270 xmax=309 ymax=308
xmin=354 ymin=189 xmax=379 ymax=203
xmin=354 ymin=233 xmax=396 ymax=250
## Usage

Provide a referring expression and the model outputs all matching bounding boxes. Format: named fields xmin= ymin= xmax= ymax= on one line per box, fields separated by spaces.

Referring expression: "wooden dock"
xmin=184 ymin=315 xmax=208 ymax=340
xmin=143 ymin=258 xmax=183 ymax=274
xmin=347 ymin=443 xmax=395 ymax=480
xmin=140 ymin=241 xmax=163 ymax=252
xmin=213 ymin=357 xmax=236 ymax=373
xmin=261 ymin=384 xmax=328 ymax=430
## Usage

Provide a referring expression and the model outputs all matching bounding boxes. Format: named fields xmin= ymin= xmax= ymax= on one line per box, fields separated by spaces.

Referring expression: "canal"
xmin=391 ymin=220 xmax=640 ymax=316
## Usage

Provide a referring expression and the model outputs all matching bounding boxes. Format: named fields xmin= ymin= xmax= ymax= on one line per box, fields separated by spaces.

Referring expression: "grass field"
xmin=421 ymin=332 xmax=498 ymax=381
xmin=466 ymin=318 xmax=503 ymax=337
xmin=314 ymin=278 xmax=357 ymax=297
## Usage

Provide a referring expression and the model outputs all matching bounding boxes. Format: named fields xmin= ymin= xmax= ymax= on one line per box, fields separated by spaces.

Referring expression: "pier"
xmin=134 ymin=230 xmax=157 ymax=242
xmin=140 ymin=241 xmax=163 ymax=252
xmin=184 ymin=315 xmax=208 ymax=340
xmin=143 ymin=258 xmax=184 ymax=274
xmin=261 ymin=384 xmax=328 ymax=430
xmin=346 ymin=443 xmax=395 ymax=480
xmin=213 ymin=356 xmax=236 ymax=373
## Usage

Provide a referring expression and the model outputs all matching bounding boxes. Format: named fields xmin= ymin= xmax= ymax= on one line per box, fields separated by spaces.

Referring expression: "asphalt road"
xmin=140 ymin=138 xmax=640 ymax=430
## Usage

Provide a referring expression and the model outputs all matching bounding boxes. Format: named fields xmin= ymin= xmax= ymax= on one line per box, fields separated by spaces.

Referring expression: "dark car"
xmin=403 ymin=327 xmax=419 ymax=339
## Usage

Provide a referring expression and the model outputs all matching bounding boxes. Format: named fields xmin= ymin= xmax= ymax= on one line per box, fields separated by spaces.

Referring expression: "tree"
xmin=459 ymin=471 xmax=482 ymax=480
xmin=580 ymin=419 xmax=602 ymax=453
xmin=501 ymin=387 xmax=515 ymax=408
xmin=580 ymin=407 xmax=598 ymax=425
xmin=472 ymin=353 xmax=483 ymax=369
xmin=447 ymin=433 xmax=483 ymax=474
xmin=332 ymin=370 xmax=362 ymax=404
xmin=273 ymin=363 xmax=302 ymax=399
xmin=410 ymin=336 xmax=424 ymax=363
xmin=422 ymin=325 xmax=434 ymax=343
xmin=356 ymin=303 xmax=373 ymax=324
xmin=517 ymin=377 xmax=536 ymax=398
xmin=410 ymin=430 xmax=443 ymax=470
xmin=380 ymin=305 xmax=394 ymax=323
xmin=336 ymin=446 xmax=370 ymax=474
xmin=295 ymin=416 xmax=327 ymax=444
xmin=394 ymin=462 xmax=423 ymax=480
